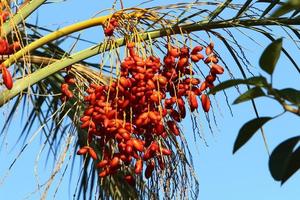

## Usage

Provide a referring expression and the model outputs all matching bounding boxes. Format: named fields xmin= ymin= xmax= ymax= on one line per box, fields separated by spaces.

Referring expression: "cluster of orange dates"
xmin=0 ymin=38 xmax=20 ymax=55
xmin=103 ymin=17 xmax=119 ymax=37
xmin=0 ymin=4 xmax=21 ymax=90
xmin=0 ymin=40 xmax=20 ymax=90
xmin=0 ymin=39 xmax=21 ymax=90
xmin=77 ymin=41 xmax=224 ymax=185
xmin=60 ymin=74 xmax=76 ymax=101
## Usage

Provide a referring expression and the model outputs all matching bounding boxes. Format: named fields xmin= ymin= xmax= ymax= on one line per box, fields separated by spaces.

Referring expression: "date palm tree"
xmin=1 ymin=0 xmax=299 ymax=199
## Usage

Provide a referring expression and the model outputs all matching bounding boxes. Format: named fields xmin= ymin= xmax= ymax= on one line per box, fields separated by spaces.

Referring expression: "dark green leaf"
xmin=233 ymin=87 xmax=265 ymax=104
xmin=281 ymin=146 xmax=300 ymax=184
xmin=259 ymin=38 xmax=282 ymax=75
xmin=272 ymin=0 xmax=300 ymax=17
xmin=245 ymin=76 xmax=269 ymax=86
xmin=233 ymin=117 xmax=272 ymax=154
xmin=209 ymin=76 xmax=268 ymax=94
xmin=209 ymin=79 xmax=245 ymax=94
xmin=262 ymin=33 xmax=300 ymax=74
xmin=276 ymin=88 xmax=300 ymax=106
xmin=272 ymin=4 xmax=294 ymax=17
xmin=269 ymin=136 xmax=300 ymax=181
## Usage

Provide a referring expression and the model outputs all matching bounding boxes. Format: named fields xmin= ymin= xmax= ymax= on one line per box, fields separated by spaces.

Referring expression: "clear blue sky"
xmin=0 ymin=0 xmax=299 ymax=199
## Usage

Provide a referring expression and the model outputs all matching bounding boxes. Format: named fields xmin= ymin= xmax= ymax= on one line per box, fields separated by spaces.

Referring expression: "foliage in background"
xmin=212 ymin=0 xmax=300 ymax=185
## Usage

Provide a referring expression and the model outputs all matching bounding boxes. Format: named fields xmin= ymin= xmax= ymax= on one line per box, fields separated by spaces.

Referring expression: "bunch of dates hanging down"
xmin=0 ymin=38 xmax=21 ymax=90
xmin=0 ymin=5 xmax=21 ymax=90
xmin=77 ymin=41 xmax=224 ymax=185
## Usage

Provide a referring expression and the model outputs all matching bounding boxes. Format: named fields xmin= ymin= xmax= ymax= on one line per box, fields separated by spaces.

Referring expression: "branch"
xmin=3 ymin=13 xmax=300 ymax=69
xmin=1 ymin=17 xmax=300 ymax=106
xmin=283 ymin=104 xmax=300 ymax=116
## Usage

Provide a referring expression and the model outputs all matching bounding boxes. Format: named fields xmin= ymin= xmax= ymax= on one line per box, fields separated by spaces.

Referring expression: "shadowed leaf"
xmin=261 ymin=33 xmax=300 ymax=74
xmin=209 ymin=76 xmax=268 ymax=94
xmin=269 ymin=136 xmax=300 ymax=181
xmin=281 ymin=146 xmax=300 ymax=184
xmin=259 ymin=38 xmax=282 ymax=75
xmin=272 ymin=0 xmax=300 ymax=17
xmin=276 ymin=88 xmax=300 ymax=106
xmin=233 ymin=117 xmax=272 ymax=154
xmin=233 ymin=87 xmax=265 ymax=104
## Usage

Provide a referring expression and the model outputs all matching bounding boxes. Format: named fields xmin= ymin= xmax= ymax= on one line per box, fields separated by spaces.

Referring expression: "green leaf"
xmin=281 ymin=146 xmax=300 ymax=184
xmin=272 ymin=5 xmax=295 ymax=17
xmin=244 ymin=76 xmax=269 ymax=87
xmin=233 ymin=117 xmax=272 ymax=154
xmin=272 ymin=0 xmax=300 ymax=17
xmin=233 ymin=87 xmax=266 ymax=104
xmin=209 ymin=79 xmax=245 ymax=94
xmin=209 ymin=76 xmax=268 ymax=94
xmin=276 ymin=88 xmax=300 ymax=106
xmin=259 ymin=38 xmax=282 ymax=75
xmin=269 ymin=136 xmax=300 ymax=181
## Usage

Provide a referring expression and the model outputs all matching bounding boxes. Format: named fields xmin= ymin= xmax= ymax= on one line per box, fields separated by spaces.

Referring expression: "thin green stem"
xmin=208 ymin=0 xmax=232 ymax=22
xmin=1 ymin=17 xmax=300 ymax=106
xmin=1 ymin=0 xmax=46 ymax=36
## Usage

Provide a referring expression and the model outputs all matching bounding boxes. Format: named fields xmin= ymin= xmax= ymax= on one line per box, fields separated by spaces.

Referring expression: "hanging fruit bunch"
xmin=60 ymin=74 xmax=76 ymax=102
xmin=76 ymin=33 xmax=224 ymax=185
xmin=60 ymin=65 xmax=77 ymax=103
xmin=0 ymin=3 xmax=21 ymax=90
xmin=103 ymin=17 xmax=119 ymax=37
xmin=0 ymin=40 xmax=21 ymax=90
